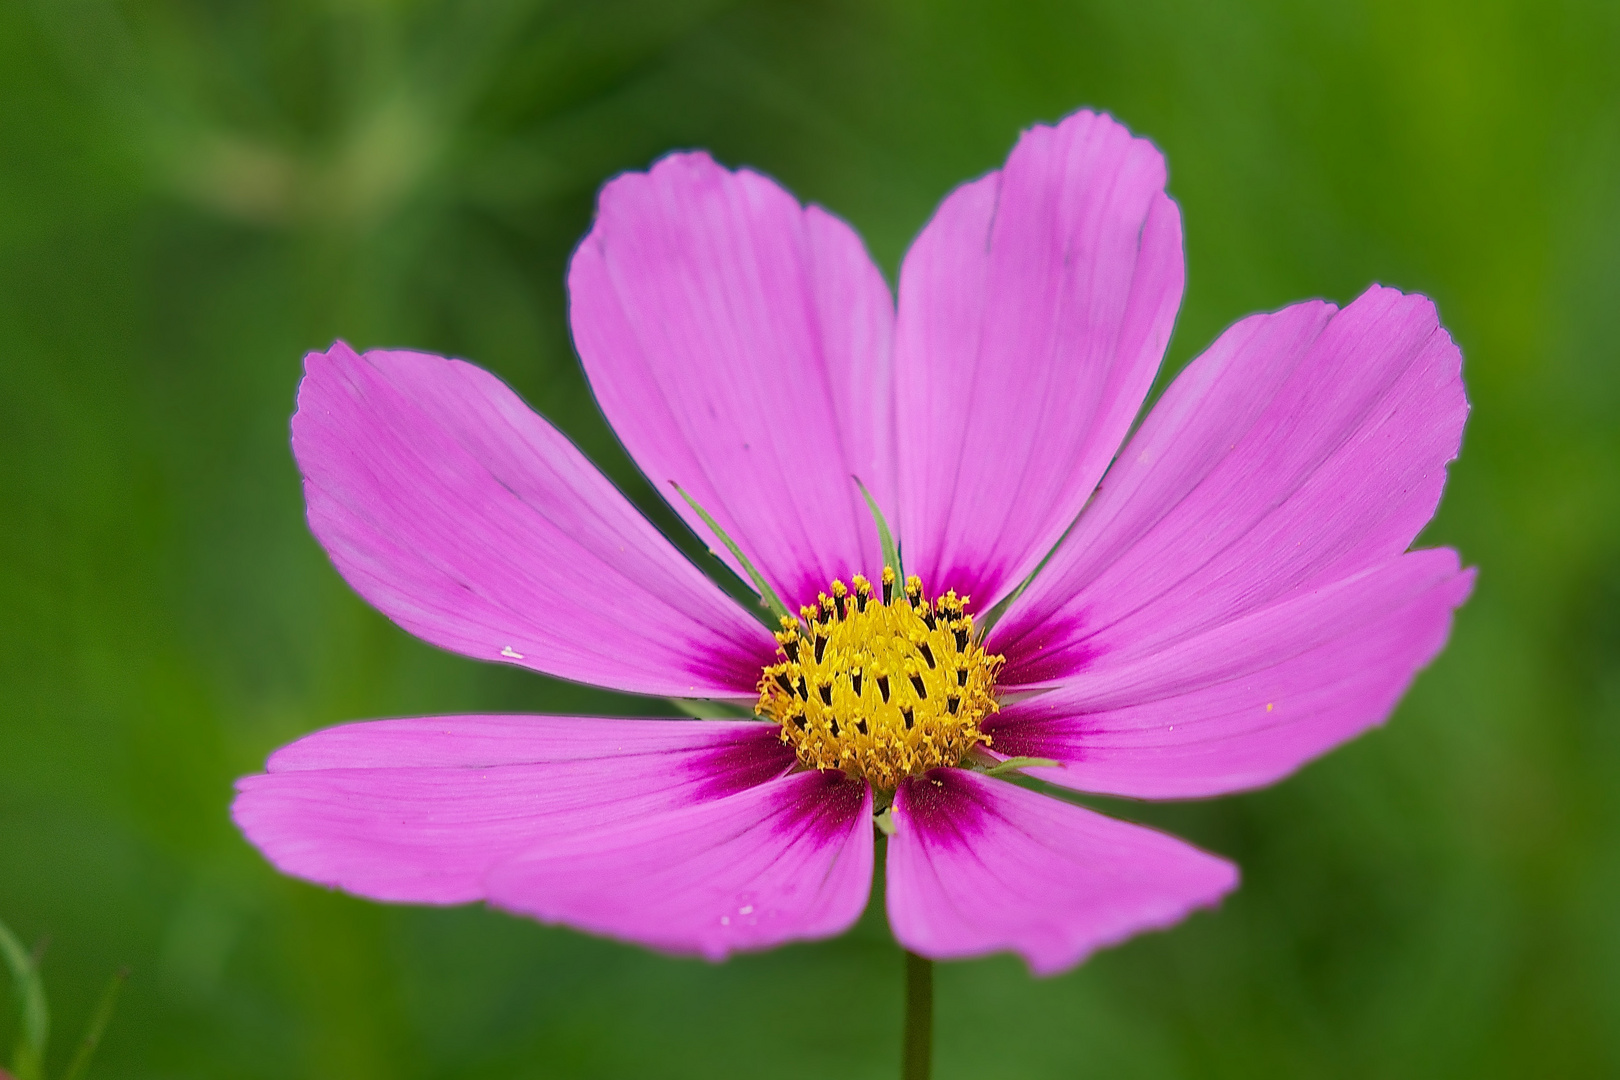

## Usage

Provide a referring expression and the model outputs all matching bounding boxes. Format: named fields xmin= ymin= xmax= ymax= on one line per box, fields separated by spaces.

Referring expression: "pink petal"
xmin=988 ymin=550 xmax=1475 ymax=798
xmin=294 ymin=344 xmax=775 ymax=697
xmin=232 ymin=715 xmax=794 ymax=905
xmin=486 ymin=769 xmax=874 ymax=961
xmin=886 ymin=769 xmax=1236 ymax=976
xmin=894 ymin=109 xmax=1184 ymax=609
xmin=569 ymin=152 xmax=896 ymax=608
xmin=992 ymin=286 xmax=1468 ymax=688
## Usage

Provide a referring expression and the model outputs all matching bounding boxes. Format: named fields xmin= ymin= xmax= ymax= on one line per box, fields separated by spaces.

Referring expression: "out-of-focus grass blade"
xmin=58 ymin=968 xmax=128 ymax=1080
xmin=0 ymin=918 xmax=48 ymax=1080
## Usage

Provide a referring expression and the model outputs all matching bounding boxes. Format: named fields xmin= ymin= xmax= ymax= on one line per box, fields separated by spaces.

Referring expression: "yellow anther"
xmin=754 ymin=573 xmax=1003 ymax=790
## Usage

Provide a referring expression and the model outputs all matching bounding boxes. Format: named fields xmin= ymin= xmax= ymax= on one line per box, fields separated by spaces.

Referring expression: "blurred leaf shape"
xmin=1 ymin=918 xmax=125 ymax=1080
xmin=29 ymin=0 xmax=740 ymax=231
xmin=0 ymin=918 xmax=47 ymax=1080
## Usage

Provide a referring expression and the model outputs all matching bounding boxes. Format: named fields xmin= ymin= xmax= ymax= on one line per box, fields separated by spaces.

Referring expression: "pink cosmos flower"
xmin=233 ymin=108 xmax=1472 ymax=975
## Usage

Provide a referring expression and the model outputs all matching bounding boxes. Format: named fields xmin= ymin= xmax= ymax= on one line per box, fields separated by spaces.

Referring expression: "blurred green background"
xmin=2 ymin=0 xmax=1617 ymax=1076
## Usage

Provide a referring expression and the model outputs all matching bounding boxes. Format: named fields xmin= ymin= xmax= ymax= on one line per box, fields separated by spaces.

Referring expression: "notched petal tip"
xmin=288 ymin=343 xmax=773 ymax=697
xmin=233 ymin=715 xmax=797 ymax=908
xmin=570 ymin=141 xmax=897 ymax=610
xmin=995 ymin=277 xmax=1472 ymax=692
xmin=895 ymin=104 xmax=1185 ymax=612
xmin=991 ymin=549 xmax=1477 ymax=800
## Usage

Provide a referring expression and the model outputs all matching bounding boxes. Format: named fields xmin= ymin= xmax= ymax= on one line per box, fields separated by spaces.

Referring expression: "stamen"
xmin=853 ymin=575 xmax=871 ymax=613
xmin=754 ymin=572 xmax=1002 ymax=790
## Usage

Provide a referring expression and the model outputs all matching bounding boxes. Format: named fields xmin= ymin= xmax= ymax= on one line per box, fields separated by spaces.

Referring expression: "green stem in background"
xmin=901 ymin=951 xmax=933 ymax=1080
xmin=58 ymin=968 xmax=128 ymax=1080
xmin=1 ymin=915 xmax=126 ymax=1080
xmin=0 ymin=917 xmax=48 ymax=1080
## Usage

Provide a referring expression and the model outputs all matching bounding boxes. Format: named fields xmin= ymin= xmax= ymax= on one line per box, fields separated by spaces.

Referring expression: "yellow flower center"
xmin=755 ymin=568 xmax=1003 ymax=790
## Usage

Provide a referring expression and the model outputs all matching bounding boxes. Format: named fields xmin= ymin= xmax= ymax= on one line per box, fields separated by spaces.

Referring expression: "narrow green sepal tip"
xmin=852 ymin=476 xmax=903 ymax=578
xmin=671 ymin=482 xmax=792 ymax=624
xmin=667 ymin=697 xmax=754 ymax=719
xmin=982 ymin=756 xmax=1061 ymax=777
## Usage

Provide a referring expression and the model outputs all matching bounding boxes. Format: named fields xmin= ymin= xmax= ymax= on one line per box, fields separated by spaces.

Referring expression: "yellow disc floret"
xmin=755 ymin=567 xmax=1003 ymax=790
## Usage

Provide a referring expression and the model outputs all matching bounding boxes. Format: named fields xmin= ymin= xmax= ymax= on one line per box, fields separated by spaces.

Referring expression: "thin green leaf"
xmin=852 ymin=475 xmax=902 ymax=578
xmin=982 ymin=756 xmax=1060 ymax=778
xmin=671 ymin=483 xmax=791 ymax=623
xmin=0 ymin=917 xmax=48 ymax=1080
xmin=58 ymin=968 xmax=128 ymax=1080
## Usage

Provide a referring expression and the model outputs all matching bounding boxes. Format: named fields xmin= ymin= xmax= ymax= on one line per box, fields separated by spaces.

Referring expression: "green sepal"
xmin=873 ymin=806 xmax=897 ymax=836
xmin=853 ymin=475 xmax=902 ymax=578
xmin=982 ymin=756 xmax=1060 ymax=778
xmin=667 ymin=697 xmax=755 ymax=719
xmin=671 ymin=483 xmax=791 ymax=623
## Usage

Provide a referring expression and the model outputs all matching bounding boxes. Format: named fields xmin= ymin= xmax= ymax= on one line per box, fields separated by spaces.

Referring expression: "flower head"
xmin=755 ymin=572 xmax=1003 ymax=789
xmin=234 ymin=108 xmax=1472 ymax=975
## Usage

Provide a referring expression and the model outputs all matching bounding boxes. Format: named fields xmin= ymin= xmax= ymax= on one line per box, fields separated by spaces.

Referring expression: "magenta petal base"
xmin=487 ymin=770 xmax=874 ymax=960
xmin=885 ymin=769 xmax=1238 ymax=975
xmin=233 ymin=716 xmax=794 ymax=905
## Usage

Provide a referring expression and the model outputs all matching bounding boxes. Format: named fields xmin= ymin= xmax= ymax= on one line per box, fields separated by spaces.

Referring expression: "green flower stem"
xmin=902 ymin=951 xmax=933 ymax=1080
